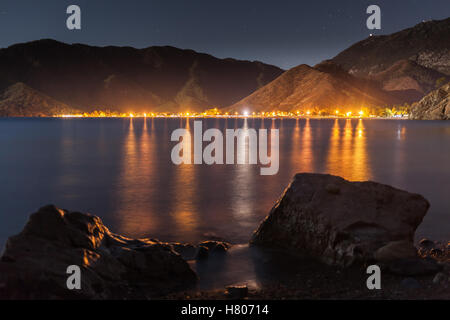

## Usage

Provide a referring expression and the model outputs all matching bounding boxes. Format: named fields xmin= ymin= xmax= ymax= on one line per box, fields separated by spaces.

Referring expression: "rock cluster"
xmin=172 ymin=241 xmax=230 ymax=261
xmin=0 ymin=205 xmax=197 ymax=299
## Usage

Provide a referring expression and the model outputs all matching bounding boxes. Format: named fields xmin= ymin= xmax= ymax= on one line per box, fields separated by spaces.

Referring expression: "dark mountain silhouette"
xmin=228 ymin=62 xmax=402 ymax=113
xmin=1 ymin=18 xmax=448 ymax=116
xmin=0 ymin=39 xmax=283 ymax=114
xmin=331 ymin=18 xmax=449 ymax=97
xmin=0 ymin=82 xmax=79 ymax=117
xmin=229 ymin=18 xmax=450 ymax=112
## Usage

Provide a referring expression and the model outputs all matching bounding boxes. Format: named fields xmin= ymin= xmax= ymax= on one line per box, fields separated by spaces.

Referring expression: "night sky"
xmin=0 ymin=0 xmax=449 ymax=69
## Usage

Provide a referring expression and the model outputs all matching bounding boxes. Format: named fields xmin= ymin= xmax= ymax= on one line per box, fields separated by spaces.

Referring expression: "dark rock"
xmin=171 ymin=241 xmax=231 ymax=261
xmin=212 ymin=242 xmax=228 ymax=254
xmin=386 ymin=257 xmax=442 ymax=276
xmin=441 ymin=262 xmax=450 ymax=274
xmin=418 ymin=239 xmax=449 ymax=264
xmin=199 ymin=241 xmax=230 ymax=254
xmin=325 ymin=184 xmax=340 ymax=195
xmin=432 ymin=272 xmax=448 ymax=285
xmin=251 ymin=173 xmax=430 ymax=267
xmin=374 ymin=240 xmax=417 ymax=262
xmin=195 ymin=246 xmax=209 ymax=260
xmin=419 ymin=238 xmax=435 ymax=249
xmin=171 ymin=243 xmax=197 ymax=260
xmin=0 ymin=205 xmax=197 ymax=299
xmin=226 ymin=284 xmax=249 ymax=299
xmin=430 ymin=248 xmax=444 ymax=258
xmin=172 ymin=241 xmax=230 ymax=261
xmin=0 ymin=256 xmax=15 ymax=263
xmin=401 ymin=278 xmax=422 ymax=289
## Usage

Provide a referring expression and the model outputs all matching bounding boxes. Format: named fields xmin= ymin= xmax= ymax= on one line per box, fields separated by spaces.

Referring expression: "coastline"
xmin=1 ymin=174 xmax=448 ymax=300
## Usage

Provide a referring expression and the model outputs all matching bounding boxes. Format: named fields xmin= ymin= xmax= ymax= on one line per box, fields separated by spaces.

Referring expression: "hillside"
xmin=228 ymin=62 xmax=402 ymax=113
xmin=0 ymin=83 xmax=79 ymax=117
xmin=410 ymin=82 xmax=450 ymax=120
xmin=0 ymin=40 xmax=283 ymax=113
xmin=331 ymin=18 xmax=449 ymax=97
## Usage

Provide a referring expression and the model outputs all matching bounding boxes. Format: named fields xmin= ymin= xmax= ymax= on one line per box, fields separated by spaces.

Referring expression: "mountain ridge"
xmin=331 ymin=18 xmax=449 ymax=95
xmin=228 ymin=61 xmax=403 ymax=113
xmin=0 ymin=18 xmax=449 ymax=116
xmin=0 ymin=39 xmax=284 ymax=113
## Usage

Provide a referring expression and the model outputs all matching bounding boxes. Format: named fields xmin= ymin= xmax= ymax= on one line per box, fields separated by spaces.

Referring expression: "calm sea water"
xmin=1 ymin=118 xmax=449 ymax=252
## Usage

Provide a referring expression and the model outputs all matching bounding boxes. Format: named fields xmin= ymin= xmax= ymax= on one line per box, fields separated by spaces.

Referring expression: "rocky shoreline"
xmin=0 ymin=173 xmax=448 ymax=300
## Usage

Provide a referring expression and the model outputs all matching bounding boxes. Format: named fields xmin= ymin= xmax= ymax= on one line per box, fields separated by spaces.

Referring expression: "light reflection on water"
xmin=0 ymin=118 xmax=449 ymax=252
xmin=113 ymin=118 xmax=159 ymax=235
xmin=171 ymin=119 xmax=199 ymax=236
xmin=231 ymin=119 xmax=255 ymax=228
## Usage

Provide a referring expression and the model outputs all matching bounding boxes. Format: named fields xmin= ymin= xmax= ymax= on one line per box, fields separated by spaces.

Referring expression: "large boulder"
xmin=250 ymin=173 xmax=430 ymax=266
xmin=0 ymin=205 xmax=197 ymax=299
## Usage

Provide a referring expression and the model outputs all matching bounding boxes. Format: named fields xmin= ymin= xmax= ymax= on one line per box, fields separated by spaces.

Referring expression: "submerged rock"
xmin=251 ymin=173 xmax=430 ymax=267
xmin=171 ymin=243 xmax=198 ymax=260
xmin=171 ymin=241 xmax=231 ymax=261
xmin=195 ymin=246 xmax=210 ymax=260
xmin=198 ymin=240 xmax=230 ymax=254
xmin=0 ymin=205 xmax=197 ymax=299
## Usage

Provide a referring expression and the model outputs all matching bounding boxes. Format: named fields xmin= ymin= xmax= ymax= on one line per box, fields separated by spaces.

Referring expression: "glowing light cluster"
xmin=53 ymin=106 xmax=409 ymax=119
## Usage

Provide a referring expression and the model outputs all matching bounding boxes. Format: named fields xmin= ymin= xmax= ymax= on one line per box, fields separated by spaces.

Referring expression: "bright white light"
xmin=243 ymin=110 xmax=249 ymax=117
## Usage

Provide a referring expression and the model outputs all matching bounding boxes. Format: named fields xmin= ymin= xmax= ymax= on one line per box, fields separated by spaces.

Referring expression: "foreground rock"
xmin=0 ymin=205 xmax=197 ymax=299
xmin=410 ymin=82 xmax=450 ymax=120
xmin=251 ymin=173 xmax=430 ymax=267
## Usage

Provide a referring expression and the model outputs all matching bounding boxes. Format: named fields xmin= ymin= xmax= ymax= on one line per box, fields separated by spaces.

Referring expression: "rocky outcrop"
xmin=171 ymin=240 xmax=230 ymax=261
xmin=330 ymin=18 xmax=450 ymax=102
xmin=250 ymin=173 xmax=430 ymax=267
xmin=410 ymin=82 xmax=450 ymax=120
xmin=332 ymin=18 xmax=450 ymax=78
xmin=0 ymin=205 xmax=197 ymax=299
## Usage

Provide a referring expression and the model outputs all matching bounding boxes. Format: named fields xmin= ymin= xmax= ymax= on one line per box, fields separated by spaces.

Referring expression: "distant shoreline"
xmin=0 ymin=116 xmax=415 ymax=120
